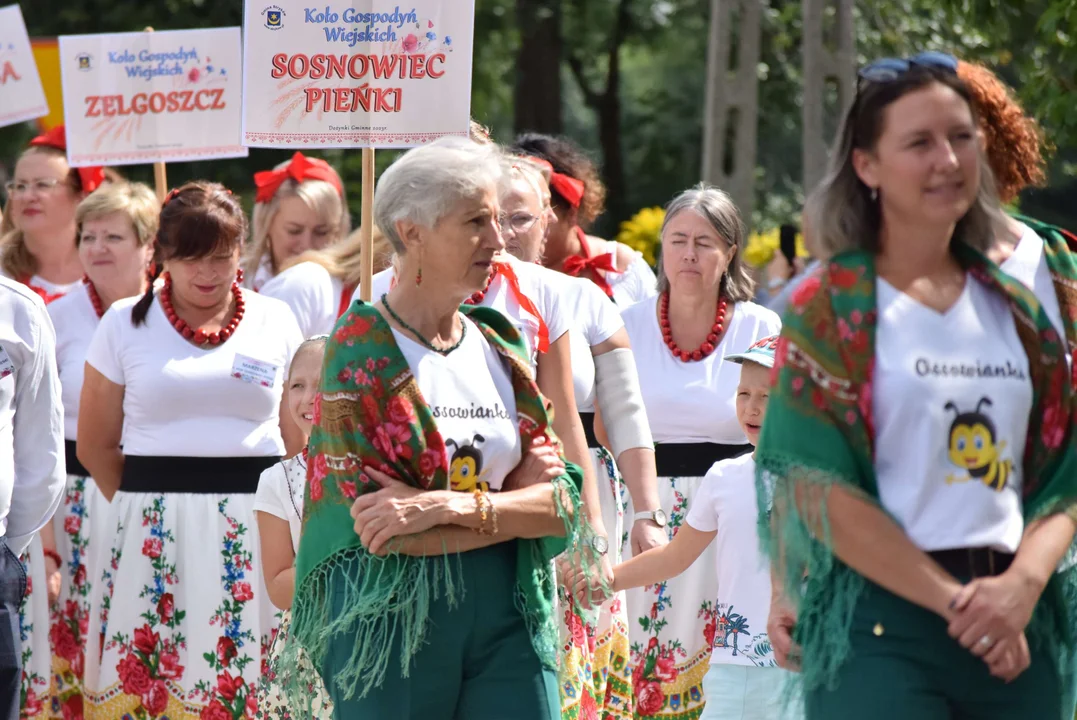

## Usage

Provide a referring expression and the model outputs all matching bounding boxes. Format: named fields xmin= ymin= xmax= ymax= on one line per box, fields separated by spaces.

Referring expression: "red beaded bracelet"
xmin=42 ymin=548 xmax=62 ymax=568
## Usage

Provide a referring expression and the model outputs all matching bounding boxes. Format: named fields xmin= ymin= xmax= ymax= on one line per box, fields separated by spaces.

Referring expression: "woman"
xmin=76 ymin=182 xmax=303 ymax=719
xmin=512 ymin=134 xmax=656 ymax=306
xmin=242 ymin=152 xmax=349 ymax=291
xmin=758 ymin=53 xmax=1077 ymax=718
xmin=618 ymin=184 xmax=779 ymax=718
xmin=259 ymin=225 xmax=391 ymax=338
xmin=281 ymin=138 xmax=602 ymax=719
xmin=45 ymin=181 xmax=157 ymax=714
xmin=501 ymin=159 xmax=661 ymax=718
xmin=0 ymin=126 xmax=104 ymax=302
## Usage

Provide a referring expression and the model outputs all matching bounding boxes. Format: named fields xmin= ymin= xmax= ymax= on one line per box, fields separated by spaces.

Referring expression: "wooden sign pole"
xmin=359 ymin=147 xmax=375 ymax=302
xmin=144 ymin=27 xmax=168 ymax=202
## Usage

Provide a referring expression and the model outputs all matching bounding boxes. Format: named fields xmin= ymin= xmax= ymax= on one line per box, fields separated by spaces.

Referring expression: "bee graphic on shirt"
xmin=944 ymin=397 xmax=1012 ymax=492
xmin=447 ymin=434 xmax=489 ymax=492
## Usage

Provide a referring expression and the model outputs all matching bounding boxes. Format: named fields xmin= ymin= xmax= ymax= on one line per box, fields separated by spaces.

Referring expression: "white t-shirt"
xmin=560 ymin=275 xmax=624 ymax=412
xmin=356 ymin=256 xmax=571 ymax=374
xmin=393 ymin=317 xmax=522 ymax=491
xmin=621 ymin=298 xmax=780 ymax=444
xmin=85 ymin=289 xmax=303 ymax=457
xmin=254 ymin=453 xmax=306 ymax=552
xmin=258 ymin=261 xmax=347 ymax=339
xmin=874 ymin=275 xmax=1030 ymax=553
xmin=47 ymin=284 xmax=99 ymax=439
xmin=597 ymin=239 xmax=658 ymax=307
xmin=1000 ymin=222 xmax=1066 ymax=344
xmin=686 ymin=453 xmax=776 ymax=668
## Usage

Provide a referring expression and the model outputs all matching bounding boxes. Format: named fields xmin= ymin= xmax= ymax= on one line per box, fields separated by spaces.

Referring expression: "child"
xmin=608 ymin=335 xmax=799 ymax=720
xmin=254 ymin=335 xmax=334 ymax=719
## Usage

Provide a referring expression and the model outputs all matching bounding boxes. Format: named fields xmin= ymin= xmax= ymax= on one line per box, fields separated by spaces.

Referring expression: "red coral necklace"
xmin=160 ymin=272 xmax=246 ymax=347
xmin=659 ymin=291 xmax=728 ymax=362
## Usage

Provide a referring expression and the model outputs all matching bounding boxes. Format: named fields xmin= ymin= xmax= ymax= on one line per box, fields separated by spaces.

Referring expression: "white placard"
xmin=0 ymin=5 xmax=48 ymax=128
xmin=241 ymin=1 xmax=475 ymax=148
xmin=58 ymin=27 xmax=248 ymax=167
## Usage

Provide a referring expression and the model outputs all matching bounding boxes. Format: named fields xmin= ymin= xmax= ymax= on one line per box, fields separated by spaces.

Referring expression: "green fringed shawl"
xmin=284 ymin=301 xmax=592 ymax=707
xmin=755 ymin=241 xmax=1077 ymax=695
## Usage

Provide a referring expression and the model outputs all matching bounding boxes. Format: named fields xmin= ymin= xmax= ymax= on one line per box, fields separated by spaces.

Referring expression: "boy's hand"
xmin=769 ymin=596 xmax=800 ymax=671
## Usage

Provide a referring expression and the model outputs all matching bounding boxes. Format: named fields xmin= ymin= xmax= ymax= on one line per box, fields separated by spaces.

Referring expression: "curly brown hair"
xmin=957 ymin=60 xmax=1047 ymax=204
xmin=510 ymin=133 xmax=606 ymax=229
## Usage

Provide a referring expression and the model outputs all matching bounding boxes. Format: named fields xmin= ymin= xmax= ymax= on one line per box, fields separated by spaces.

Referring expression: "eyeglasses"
xmin=858 ymin=51 xmax=958 ymax=85
xmin=499 ymin=212 xmax=541 ymax=235
xmin=4 ymin=178 xmax=67 ymax=197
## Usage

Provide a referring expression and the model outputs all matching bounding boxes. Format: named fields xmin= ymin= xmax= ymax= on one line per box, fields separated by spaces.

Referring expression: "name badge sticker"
xmin=231 ymin=353 xmax=279 ymax=388
xmin=0 ymin=345 xmax=13 ymax=381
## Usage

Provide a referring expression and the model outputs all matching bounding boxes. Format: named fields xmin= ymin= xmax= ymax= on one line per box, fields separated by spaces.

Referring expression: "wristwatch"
xmin=589 ymin=535 xmax=609 ymax=556
xmin=633 ymin=509 xmax=668 ymax=527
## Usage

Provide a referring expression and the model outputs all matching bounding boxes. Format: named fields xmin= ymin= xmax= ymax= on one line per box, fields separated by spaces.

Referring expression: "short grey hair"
xmin=656 ymin=183 xmax=755 ymax=302
xmin=374 ymin=138 xmax=505 ymax=254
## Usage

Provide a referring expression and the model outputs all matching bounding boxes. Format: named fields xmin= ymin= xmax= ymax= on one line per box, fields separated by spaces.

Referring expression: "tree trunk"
xmin=514 ymin=0 xmax=563 ymax=135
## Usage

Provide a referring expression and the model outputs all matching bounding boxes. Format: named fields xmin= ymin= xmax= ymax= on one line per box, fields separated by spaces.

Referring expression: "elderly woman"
xmin=283 ymin=138 xmax=602 ymax=720
xmin=242 ymin=152 xmax=349 ymax=291
xmin=618 ymin=184 xmax=779 ymax=718
xmin=501 ymin=159 xmax=660 ymax=717
xmin=759 ymin=53 xmax=1077 ymax=718
xmin=46 ymin=182 xmax=157 ymax=710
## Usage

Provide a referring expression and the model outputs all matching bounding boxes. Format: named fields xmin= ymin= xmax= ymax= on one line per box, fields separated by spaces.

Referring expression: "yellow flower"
xmin=743 ymin=227 xmax=809 ymax=268
xmin=616 ymin=207 xmax=665 ymax=266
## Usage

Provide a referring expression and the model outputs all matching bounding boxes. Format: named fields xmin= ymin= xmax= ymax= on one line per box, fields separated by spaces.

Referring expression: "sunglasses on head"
xmin=858 ymin=51 xmax=958 ymax=85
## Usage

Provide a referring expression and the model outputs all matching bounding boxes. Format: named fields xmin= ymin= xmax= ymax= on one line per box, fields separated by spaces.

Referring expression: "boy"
xmin=606 ymin=335 xmax=797 ymax=719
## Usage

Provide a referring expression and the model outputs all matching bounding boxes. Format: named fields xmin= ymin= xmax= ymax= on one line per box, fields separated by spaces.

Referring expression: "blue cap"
xmin=724 ymin=334 xmax=779 ymax=369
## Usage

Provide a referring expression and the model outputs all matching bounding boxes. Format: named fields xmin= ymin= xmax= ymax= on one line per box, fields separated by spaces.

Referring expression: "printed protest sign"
xmin=58 ymin=27 xmax=248 ymax=166
xmin=0 ymin=5 xmax=48 ymax=128
xmin=242 ymin=1 xmax=475 ymax=148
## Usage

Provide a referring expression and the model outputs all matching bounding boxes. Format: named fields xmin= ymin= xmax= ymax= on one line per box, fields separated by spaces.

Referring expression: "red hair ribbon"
xmin=521 ymin=157 xmax=584 ymax=209
xmin=563 ymin=227 xmax=617 ymax=298
xmin=254 ymin=152 xmax=343 ymax=204
xmin=162 ymin=188 xmax=182 ymax=207
xmin=28 ymin=125 xmax=105 ymax=193
xmin=493 ymin=261 xmax=550 ymax=353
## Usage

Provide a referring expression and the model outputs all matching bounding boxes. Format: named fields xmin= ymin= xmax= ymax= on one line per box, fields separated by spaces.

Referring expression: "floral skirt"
xmin=618 ymin=474 xmax=715 ymax=719
xmin=49 ymin=473 xmax=110 ymax=716
xmin=19 ymin=535 xmax=51 ymax=718
xmin=559 ymin=447 xmax=634 ymax=720
xmin=82 ymin=491 xmax=275 ymax=720
xmin=255 ymin=609 xmax=333 ymax=719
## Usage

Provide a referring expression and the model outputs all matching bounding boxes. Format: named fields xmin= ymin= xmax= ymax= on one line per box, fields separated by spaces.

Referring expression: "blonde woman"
xmin=0 ymin=126 xmax=105 ymax=302
xmin=242 ymin=152 xmax=349 ymax=290
xmin=258 ymin=224 xmax=392 ymax=337
xmin=46 ymin=182 xmax=157 ymax=714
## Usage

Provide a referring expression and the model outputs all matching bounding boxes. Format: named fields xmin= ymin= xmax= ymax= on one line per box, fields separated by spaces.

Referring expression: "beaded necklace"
xmin=381 ymin=293 xmax=467 ymax=355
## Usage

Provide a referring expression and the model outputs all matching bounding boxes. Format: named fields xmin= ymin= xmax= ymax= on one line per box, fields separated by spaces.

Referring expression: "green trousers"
xmin=806 ymin=579 xmax=1060 ymax=719
xmin=321 ymin=541 xmax=560 ymax=720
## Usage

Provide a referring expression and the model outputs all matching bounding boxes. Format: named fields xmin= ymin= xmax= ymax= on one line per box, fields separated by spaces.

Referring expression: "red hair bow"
xmin=28 ymin=125 xmax=105 ymax=193
xmin=522 ymin=157 xmax=584 ymax=209
xmin=254 ymin=152 xmax=343 ymax=204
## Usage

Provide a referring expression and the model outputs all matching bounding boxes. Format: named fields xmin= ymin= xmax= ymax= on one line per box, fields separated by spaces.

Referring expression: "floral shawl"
xmin=284 ymin=301 xmax=593 ymax=707
xmin=755 ymin=241 xmax=1077 ymax=694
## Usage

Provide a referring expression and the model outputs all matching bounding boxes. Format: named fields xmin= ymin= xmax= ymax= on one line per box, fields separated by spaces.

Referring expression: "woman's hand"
xmin=44 ymin=556 xmax=62 ymax=606
xmin=350 ymin=466 xmax=457 ymax=555
xmin=768 ymin=596 xmax=800 ymax=671
xmin=503 ymin=438 xmax=565 ymax=491
xmin=947 ymin=569 xmax=1042 ymax=657
xmin=561 ymin=550 xmax=614 ymax=610
xmin=982 ymin=631 xmax=1031 ymax=683
xmin=630 ymin=520 xmax=668 ymax=556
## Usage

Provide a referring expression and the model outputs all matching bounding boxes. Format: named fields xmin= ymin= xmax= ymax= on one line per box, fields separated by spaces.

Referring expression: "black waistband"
xmin=579 ymin=412 xmax=601 ymax=449
xmin=65 ymin=440 xmax=90 ymax=478
xmin=654 ymin=442 xmax=752 ymax=477
xmin=121 ymin=456 xmax=280 ymax=494
xmin=927 ymin=548 xmax=1014 ymax=579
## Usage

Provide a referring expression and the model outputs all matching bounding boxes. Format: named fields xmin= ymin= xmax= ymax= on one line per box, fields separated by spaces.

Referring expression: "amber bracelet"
xmin=472 ymin=489 xmax=490 ymax=534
